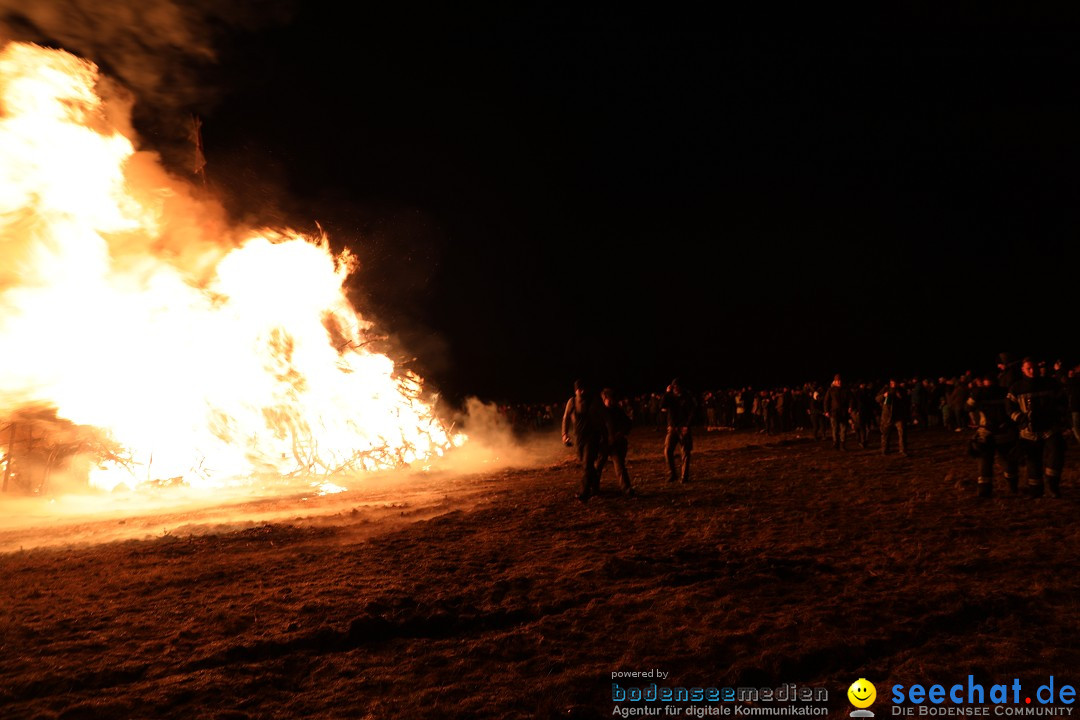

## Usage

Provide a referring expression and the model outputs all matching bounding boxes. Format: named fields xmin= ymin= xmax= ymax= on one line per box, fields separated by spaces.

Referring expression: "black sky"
xmin=194 ymin=7 xmax=1080 ymax=403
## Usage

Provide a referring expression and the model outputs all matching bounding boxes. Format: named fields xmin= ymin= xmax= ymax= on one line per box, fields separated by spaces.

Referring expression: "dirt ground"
xmin=1 ymin=425 xmax=1079 ymax=719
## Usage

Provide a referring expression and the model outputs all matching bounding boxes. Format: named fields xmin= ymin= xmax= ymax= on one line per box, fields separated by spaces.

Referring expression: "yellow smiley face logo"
xmin=848 ymin=678 xmax=876 ymax=708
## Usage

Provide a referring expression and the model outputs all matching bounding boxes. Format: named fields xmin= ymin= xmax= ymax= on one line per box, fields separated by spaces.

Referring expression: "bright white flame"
xmin=0 ymin=42 xmax=464 ymax=493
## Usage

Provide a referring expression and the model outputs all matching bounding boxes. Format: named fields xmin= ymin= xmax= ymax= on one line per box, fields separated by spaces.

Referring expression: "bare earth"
xmin=2 ymin=426 xmax=1078 ymax=719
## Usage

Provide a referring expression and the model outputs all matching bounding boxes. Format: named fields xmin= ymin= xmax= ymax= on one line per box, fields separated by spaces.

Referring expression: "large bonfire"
xmin=0 ymin=41 xmax=460 ymax=494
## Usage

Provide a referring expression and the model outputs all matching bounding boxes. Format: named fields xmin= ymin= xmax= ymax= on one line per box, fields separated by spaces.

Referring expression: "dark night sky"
xmin=190 ymin=7 xmax=1080 ymax=403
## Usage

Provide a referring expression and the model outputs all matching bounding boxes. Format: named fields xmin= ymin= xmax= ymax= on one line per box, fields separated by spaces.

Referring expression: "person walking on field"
xmin=661 ymin=378 xmax=696 ymax=483
xmin=561 ymin=379 xmax=606 ymax=502
xmin=597 ymin=388 xmax=634 ymax=496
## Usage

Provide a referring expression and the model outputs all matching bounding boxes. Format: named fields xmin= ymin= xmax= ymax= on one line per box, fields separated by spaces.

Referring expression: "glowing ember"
xmin=0 ymin=42 xmax=463 ymax=493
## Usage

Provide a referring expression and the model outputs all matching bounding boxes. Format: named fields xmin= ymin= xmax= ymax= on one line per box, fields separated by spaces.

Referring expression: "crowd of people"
xmin=495 ymin=354 xmax=1080 ymax=503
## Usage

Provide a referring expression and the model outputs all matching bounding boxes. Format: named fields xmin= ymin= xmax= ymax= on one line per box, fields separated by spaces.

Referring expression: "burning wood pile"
xmin=0 ymin=42 xmax=464 ymax=496
xmin=1 ymin=407 xmax=126 ymax=494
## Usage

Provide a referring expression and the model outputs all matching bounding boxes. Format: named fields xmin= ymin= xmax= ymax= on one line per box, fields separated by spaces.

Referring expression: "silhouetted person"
xmin=808 ymin=384 xmax=825 ymax=440
xmin=661 ymin=378 xmax=696 ymax=483
xmin=933 ymin=377 xmax=952 ymax=429
xmin=597 ymin=388 xmax=634 ymax=496
xmin=562 ymin=379 xmax=606 ymax=502
xmin=947 ymin=379 xmax=970 ymax=433
xmin=969 ymin=375 xmax=1020 ymax=497
xmin=851 ymin=383 xmax=877 ymax=449
xmin=998 ymin=352 xmax=1020 ymax=390
xmin=1007 ymin=357 xmax=1068 ymax=498
xmin=762 ymin=391 xmax=779 ymax=435
xmin=735 ymin=389 xmax=749 ymax=429
xmin=877 ymin=379 xmax=910 ymax=456
xmin=822 ymin=374 xmax=851 ymax=450
xmin=777 ymin=387 xmax=792 ymax=432
xmin=704 ymin=391 xmax=718 ymax=430
xmin=910 ymin=377 xmax=928 ymax=428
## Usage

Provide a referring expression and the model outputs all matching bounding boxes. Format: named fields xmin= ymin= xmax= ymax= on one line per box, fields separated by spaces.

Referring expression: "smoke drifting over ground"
xmin=441 ymin=397 xmax=561 ymax=471
xmin=0 ymin=0 xmax=292 ymax=167
xmin=0 ymin=396 xmax=558 ymax=552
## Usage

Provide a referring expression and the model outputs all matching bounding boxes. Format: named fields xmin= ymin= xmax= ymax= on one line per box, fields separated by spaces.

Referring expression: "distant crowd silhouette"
xmin=493 ymin=354 xmax=1080 ymax=500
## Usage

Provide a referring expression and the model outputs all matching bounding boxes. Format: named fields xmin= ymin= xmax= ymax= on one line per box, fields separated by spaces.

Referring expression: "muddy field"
xmin=1 ymin=425 xmax=1078 ymax=719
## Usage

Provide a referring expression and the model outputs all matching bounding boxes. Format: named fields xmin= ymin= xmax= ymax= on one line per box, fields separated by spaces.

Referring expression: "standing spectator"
xmin=776 ymin=388 xmax=792 ymax=432
xmin=704 ymin=391 xmax=718 ymax=430
xmin=969 ymin=375 xmax=1020 ymax=497
xmin=910 ymin=377 xmax=928 ymax=428
xmin=948 ymin=379 xmax=970 ymax=433
xmin=822 ymin=374 xmax=851 ymax=450
xmin=792 ymin=387 xmax=809 ymax=431
xmin=934 ymin=377 xmax=952 ymax=429
xmin=877 ymin=379 xmax=911 ymax=456
xmin=720 ymin=390 xmax=735 ymax=429
xmin=661 ymin=378 xmax=697 ymax=483
xmin=854 ymin=382 xmax=878 ymax=449
xmin=997 ymin=352 xmax=1021 ymax=390
xmin=763 ymin=391 xmax=780 ymax=436
xmin=561 ymin=379 xmax=606 ymax=502
xmin=735 ymin=389 xmax=749 ymax=429
xmin=650 ymin=392 xmax=664 ymax=431
xmin=1052 ymin=359 xmax=1067 ymax=384
xmin=808 ymin=384 xmax=825 ymax=440
xmin=922 ymin=379 xmax=940 ymax=428
xmin=1007 ymin=357 xmax=1068 ymax=498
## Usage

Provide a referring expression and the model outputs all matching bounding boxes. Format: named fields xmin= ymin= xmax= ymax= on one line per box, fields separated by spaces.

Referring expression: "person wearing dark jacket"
xmin=1007 ymin=358 xmax=1068 ymax=498
xmin=596 ymin=388 xmax=634 ymax=496
xmin=808 ymin=384 xmax=825 ymax=440
xmin=969 ymin=376 xmax=1020 ymax=497
xmin=850 ymin=383 xmax=876 ymax=449
xmin=910 ymin=378 xmax=928 ymax=428
xmin=562 ymin=379 xmax=607 ymax=502
xmin=933 ymin=378 xmax=952 ymax=429
xmin=947 ymin=380 xmax=970 ymax=433
xmin=661 ymin=378 xmax=696 ymax=483
xmin=822 ymin=374 xmax=851 ymax=450
xmin=877 ymin=379 xmax=910 ymax=456
xmin=998 ymin=352 xmax=1021 ymax=391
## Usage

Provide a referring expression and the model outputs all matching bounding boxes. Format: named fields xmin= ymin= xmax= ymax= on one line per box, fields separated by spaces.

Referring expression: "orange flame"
xmin=0 ymin=42 xmax=462 ymax=493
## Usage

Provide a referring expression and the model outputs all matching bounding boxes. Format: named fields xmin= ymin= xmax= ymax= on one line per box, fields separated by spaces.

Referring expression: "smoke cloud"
xmin=0 ymin=0 xmax=293 ymax=166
